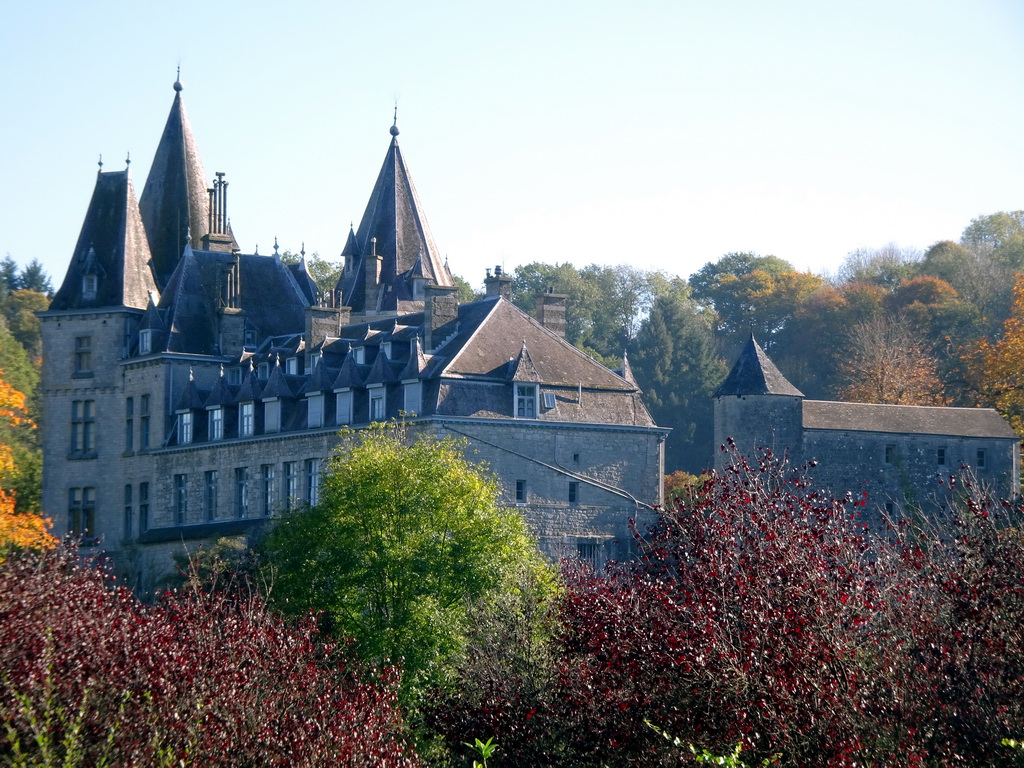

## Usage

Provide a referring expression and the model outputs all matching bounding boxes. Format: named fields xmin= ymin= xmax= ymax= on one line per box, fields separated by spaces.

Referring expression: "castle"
xmin=40 ymin=77 xmax=667 ymax=582
xmin=714 ymin=334 xmax=1020 ymax=517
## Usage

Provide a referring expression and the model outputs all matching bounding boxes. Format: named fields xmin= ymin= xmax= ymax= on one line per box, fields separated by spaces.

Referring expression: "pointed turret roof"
xmin=261 ymin=358 xmax=294 ymax=399
xmin=50 ymin=170 xmax=158 ymax=312
xmin=331 ymin=346 xmax=365 ymax=389
xmin=139 ymin=75 xmax=213 ymax=289
xmin=508 ymin=341 xmax=541 ymax=382
xmin=399 ymin=335 xmax=428 ymax=380
xmin=619 ymin=350 xmax=637 ymax=387
xmin=714 ymin=334 xmax=804 ymax=397
xmin=335 ymin=120 xmax=454 ymax=312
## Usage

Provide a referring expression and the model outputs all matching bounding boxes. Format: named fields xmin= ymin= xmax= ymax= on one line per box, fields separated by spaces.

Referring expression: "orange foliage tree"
xmin=973 ymin=274 xmax=1024 ymax=434
xmin=0 ymin=373 xmax=53 ymax=552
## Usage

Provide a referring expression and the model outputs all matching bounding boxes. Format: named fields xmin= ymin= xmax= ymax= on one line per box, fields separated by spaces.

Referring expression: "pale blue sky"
xmin=2 ymin=1 xmax=1022 ymax=291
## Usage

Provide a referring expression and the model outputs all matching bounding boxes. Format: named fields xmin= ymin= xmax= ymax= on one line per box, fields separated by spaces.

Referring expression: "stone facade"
xmin=714 ymin=335 xmax=1020 ymax=519
xmin=40 ymin=79 xmax=667 ymax=585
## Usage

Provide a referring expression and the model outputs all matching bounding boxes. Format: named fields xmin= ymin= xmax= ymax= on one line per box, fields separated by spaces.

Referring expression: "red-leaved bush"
xmin=0 ymin=546 xmax=420 ymax=767
xmin=429 ymin=451 xmax=1024 ymax=767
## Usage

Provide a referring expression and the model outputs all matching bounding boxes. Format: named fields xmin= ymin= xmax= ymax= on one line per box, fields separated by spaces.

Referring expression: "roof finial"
xmin=390 ymin=103 xmax=400 ymax=137
xmin=174 ymin=66 xmax=182 ymax=93
xmin=273 ymin=237 xmax=279 ymax=257
xmin=301 ymin=242 xmax=306 ymax=258
xmin=97 ymin=154 xmax=103 ymax=173
xmin=125 ymin=151 xmax=131 ymax=169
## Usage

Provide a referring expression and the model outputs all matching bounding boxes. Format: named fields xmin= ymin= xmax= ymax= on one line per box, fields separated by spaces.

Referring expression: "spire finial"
xmin=273 ymin=237 xmax=279 ymax=257
xmin=174 ymin=66 xmax=182 ymax=92
xmin=390 ymin=103 xmax=400 ymax=137
xmin=125 ymin=151 xmax=131 ymax=169
xmin=301 ymin=242 xmax=306 ymax=258
xmin=97 ymin=154 xmax=103 ymax=173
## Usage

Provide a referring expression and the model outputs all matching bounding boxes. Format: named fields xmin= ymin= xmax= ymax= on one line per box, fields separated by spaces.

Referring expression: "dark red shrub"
xmin=0 ymin=546 xmax=420 ymax=767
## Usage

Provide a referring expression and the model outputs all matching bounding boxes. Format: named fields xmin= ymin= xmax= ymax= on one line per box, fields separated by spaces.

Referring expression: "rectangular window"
xmin=264 ymin=399 xmax=281 ymax=433
xmin=569 ymin=481 xmax=579 ymax=504
xmin=577 ymin=541 xmax=600 ymax=571
xmin=138 ymin=329 xmax=152 ymax=355
xmin=244 ymin=329 xmax=257 ymax=349
xmin=204 ymin=470 xmax=219 ymax=521
xmin=227 ymin=367 xmax=242 ymax=385
xmin=543 ymin=391 xmax=556 ymax=410
xmin=261 ymin=464 xmax=275 ymax=516
xmin=174 ymin=474 xmax=188 ymax=525
xmin=71 ymin=399 xmax=96 ymax=453
xmin=235 ymin=468 xmax=248 ymax=519
xmin=125 ymin=397 xmax=134 ymax=452
xmin=123 ymin=484 xmax=133 ymax=538
xmin=307 ymin=393 xmax=324 ymax=428
xmin=82 ymin=274 xmax=97 ymax=299
xmin=515 ymin=479 xmax=527 ymax=504
xmin=239 ymin=402 xmax=254 ymax=436
xmin=139 ymin=482 xmax=149 ymax=532
xmin=404 ymin=381 xmax=421 ymax=415
xmin=178 ymin=411 xmax=193 ymax=444
xmin=369 ymin=388 xmax=385 ymax=422
xmin=305 ymin=458 xmax=321 ymax=506
xmin=937 ymin=447 xmax=946 ymax=466
xmin=74 ymin=336 xmax=92 ymax=374
xmin=515 ymin=383 xmax=537 ymax=419
xmin=258 ymin=362 xmax=269 ymax=380
xmin=286 ymin=357 xmax=298 ymax=375
xmin=283 ymin=462 xmax=298 ymax=510
xmin=208 ymin=407 xmax=224 ymax=440
xmin=68 ymin=487 xmax=96 ymax=539
xmin=977 ymin=448 xmax=987 ymax=469
xmin=884 ymin=444 xmax=895 ymax=465
xmin=336 ymin=390 xmax=353 ymax=425
xmin=140 ymin=394 xmax=150 ymax=450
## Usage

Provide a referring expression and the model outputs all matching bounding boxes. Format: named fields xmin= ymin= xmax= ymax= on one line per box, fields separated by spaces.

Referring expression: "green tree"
xmin=834 ymin=243 xmax=920 ymax=289
xmin=630 ymin=289 xmax=726 ymax=472
xmin=18 ymin=258 xmax=53 ymax=295
xmin=260 ymin=423 xmax=554 ymax=698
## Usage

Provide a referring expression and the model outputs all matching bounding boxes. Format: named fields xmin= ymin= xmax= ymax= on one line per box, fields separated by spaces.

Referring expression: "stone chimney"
xmin=364 ymin=237 xmax=383 ymax=311
xmin=484 ymin=265 xmax=512 ymax=299
xmin=424 ymin=284 xmax=459 ymax=352
xmin=536 ymin=288 xmax=567 ymax=338
xmin=305 ymin=305 xmax=351 ymax=348
xmin=218 ymin=307 xmax=246 ymax=356
xmin=201 ymin=172 xmax=237 ymax=253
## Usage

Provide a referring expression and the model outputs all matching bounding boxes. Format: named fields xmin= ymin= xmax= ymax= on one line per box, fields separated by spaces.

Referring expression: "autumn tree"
xmin=972 ymin=273 xmax=1024 ymax=434
xmin=838 ymin=314 xmax=945 ymax=405
xmin=0 ymin=371 xmax=52 ymax=553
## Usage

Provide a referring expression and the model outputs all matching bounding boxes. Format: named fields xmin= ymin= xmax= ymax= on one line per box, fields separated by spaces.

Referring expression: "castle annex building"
xmin=714 ymin=334 xmax=1020 ymax=516
xmin=41 ymin=79 xmax=667 ymax=578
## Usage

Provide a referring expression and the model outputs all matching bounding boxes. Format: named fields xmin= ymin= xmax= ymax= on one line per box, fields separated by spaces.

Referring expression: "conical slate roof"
xmin=50 ymin=170 xmax=158 ymax=312
xmin=139 ymin=75 xmax=217 ymax=289
xmin=335 ymin=121 xmax=454 ymax=312
xmin=714 ymin=334 xmax=804 ymax=397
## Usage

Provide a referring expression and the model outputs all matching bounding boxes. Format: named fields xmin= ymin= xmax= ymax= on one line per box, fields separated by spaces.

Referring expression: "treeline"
xmin=506 ymin=211 xmax=1024 ymax=472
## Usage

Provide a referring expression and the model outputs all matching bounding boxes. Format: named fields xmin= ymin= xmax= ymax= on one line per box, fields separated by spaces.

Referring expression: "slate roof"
xmin=50 ymin=170 xmax=158 ymax=312
xmin=157 ymin=247 xmax=307 ymax=354
xmin=714 ymin=333 xmax=804 ymax=397
xmin=138 ymin=77 xmax=222 ymax=289
xmin=803 ymin=401 xmax=1018 ymax=439
xmin=335 ymin=123 xmax=454 ymax=312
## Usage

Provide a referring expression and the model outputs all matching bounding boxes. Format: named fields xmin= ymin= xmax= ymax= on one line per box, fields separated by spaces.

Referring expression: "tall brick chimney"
xmin=424 ymin=284 xmax=459 ymax=352
xmin=536 ymin=288 xmax=567 ymax=338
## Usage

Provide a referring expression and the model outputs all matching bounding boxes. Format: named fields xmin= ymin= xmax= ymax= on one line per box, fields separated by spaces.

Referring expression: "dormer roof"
xmin=509 ymin=341 xmax=541 ymax=382
xmin=714 ymin=333 xmax=804 ymax=397
xmin=49 ymin=170 xmax=158 ymax=312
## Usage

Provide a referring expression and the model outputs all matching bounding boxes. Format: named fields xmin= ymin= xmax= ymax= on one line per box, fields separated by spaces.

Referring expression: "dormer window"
xmin=258 ymin=362 xmax=269 ymax=380
xmin=82 ymin=274 xmax=98 ymax=300
xmin=138 ymin=329 xmax=152 ymax=356
xmin=354 ymin=347 xmax=365 ymax=365
xmin=382 ymin=342 xmax=392 ymax=360
xmin=244 ymin=329 xmax=257 ymax=349
xmin=286 ymin=357 xmax=298 ymax=375
xmin=264 ymin=398 xmax=280 ymax=433
xmin=404 ymin=381 xmax=422 ymax=415
xmin=307 ymin=393 xmax=324 ymax=428
xmin=239 ymin=402 xmax=255 ymax=437
xmin=227 ymin=367 xmax=242 ymax=385
xmin=306 ymin=352 xmax=321 ymax=374
xmin=208 ymin=407 xmax=224 ymax=440
xmin=177 ymin=411 xmax=193 ymax=445
xmin=515 ymin=383 xmax=538 ymax=419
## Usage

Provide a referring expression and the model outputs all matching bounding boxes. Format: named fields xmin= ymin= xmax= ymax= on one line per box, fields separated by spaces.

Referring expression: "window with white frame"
xmin=204 ymin=470 xmax=218 ymax=521
xmin=515 ymin=383 xmax=538 ymax=419
xmin=336 ymin=390 xmax=353 ymax=425
xmin=543 ymin=391 xmax=556 ymax=410
xmin=307 ymin=393 xmax=324 ymax=428
xmin=283 ymin=461 xmax=298 ymax=510
xmin=138 ymin=329 xmax=152 ymax=355
xmin=235 ymin=467 xmax=248 ymax=519
xmin=178 ymin=411 xmax=193 ymax=444
xmin=369 ymin=387 xmax=385 ymax=422
xmin=264 ymin=398 xmax=280 ymax=433
xmin=404 ymin=381 xmax=421 ymax=415
xmin=239 ymin=402 xmax=254 ymax=436
xmin=82 ymin=274 xmax=98 ymax=300
xmin=354 ymin=347 xmax=365 ymax=364
xmin=208 ymin=407 xmax=224 ymax=440
xmin=305 ymin=458 xmax=321 ymax=506
xmin=286 ymin=357 xmax=298 ymax=375
xmin=261 ymin=464 xmax=274 ymax=515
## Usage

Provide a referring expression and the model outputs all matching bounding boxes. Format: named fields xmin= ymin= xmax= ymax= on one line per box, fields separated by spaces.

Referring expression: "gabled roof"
xmin=301 ymin=358 xmax=335 ymax=394
xmin=287 ymin=255 xmax=319 ymax=305
xmin=399 ymin=336 xmax=428 ymax=380
xmin=174 ymin=372 xmax=206 ymax=411
xmin=714 ymin=333 xmax=804 ymax=397
xmin=509 ymin=341 xmax=541 ymax=382
xmin=139 ymin=76 xmax=219 ymax=289
xmin=50 ymin=170 xmax=158 ymax=312
xmin=331 ymin=348 xmax=365 ymax=389
xmin=335 ymin=122 xmax=454 ymax=312
xmin=204 ymin=373 xmax=234 ymax=407
xmin=365 ymin=346 xmax=402 ymax=385
xmin=803 ymin=401 xmax=1018 ymax=439
xmin=261 ymin=360 xmax=293 ymax=399
xmin=235 ymin=364 xmax=263 ymax=402
xmin=439 ymin=298 xmax=638 ymax=390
